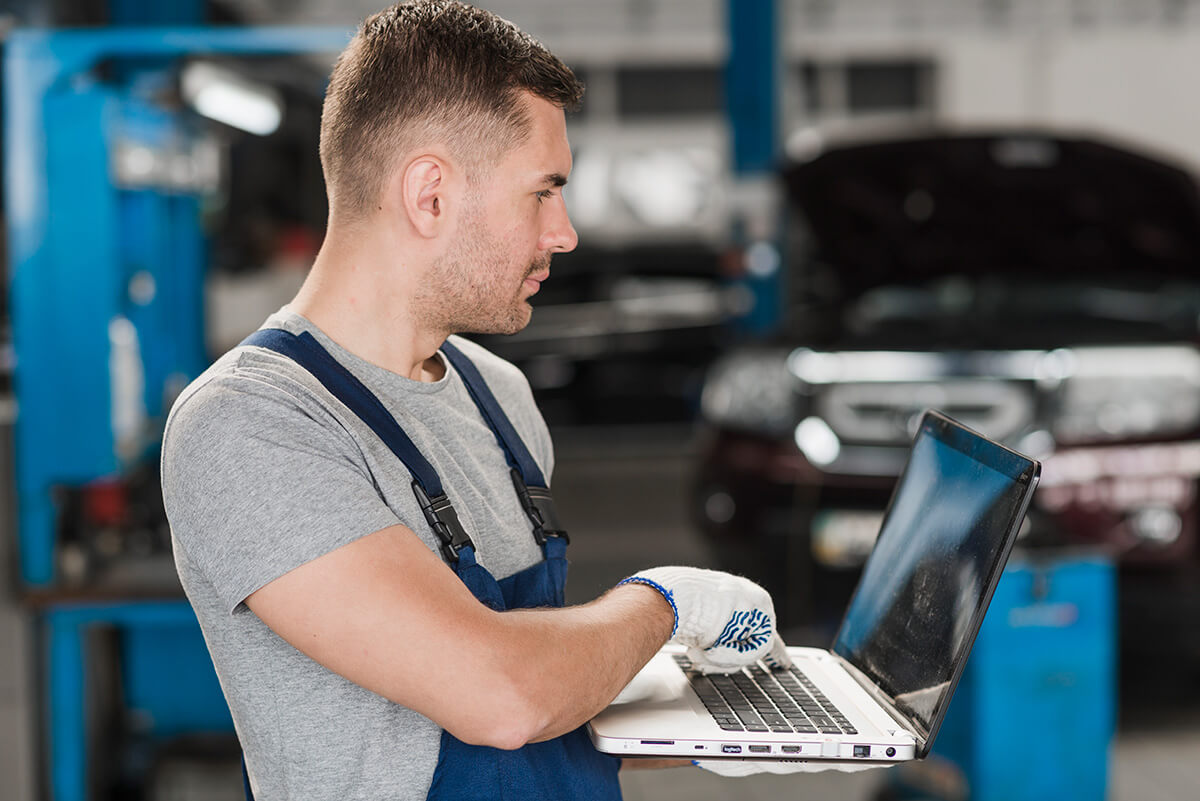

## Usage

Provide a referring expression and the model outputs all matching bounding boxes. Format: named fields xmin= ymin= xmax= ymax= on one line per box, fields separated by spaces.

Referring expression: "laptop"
xmin=588 ymin=410 xmax=1041 ymax=764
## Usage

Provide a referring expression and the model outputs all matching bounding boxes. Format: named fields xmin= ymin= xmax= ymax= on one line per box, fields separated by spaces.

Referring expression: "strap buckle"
xmin=412 ymin=482 xmax=474 ymax=563
xmin=511 ymin=468 xmax=569 ymax=546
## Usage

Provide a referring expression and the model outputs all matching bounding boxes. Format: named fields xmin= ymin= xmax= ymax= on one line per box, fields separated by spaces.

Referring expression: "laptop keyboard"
xmin=673 ymin=654 xmax=858 ymax=735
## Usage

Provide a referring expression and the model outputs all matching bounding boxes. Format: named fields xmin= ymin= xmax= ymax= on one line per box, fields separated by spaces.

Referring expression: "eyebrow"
xmin=543 ymin=173 xmax=568 ymax=188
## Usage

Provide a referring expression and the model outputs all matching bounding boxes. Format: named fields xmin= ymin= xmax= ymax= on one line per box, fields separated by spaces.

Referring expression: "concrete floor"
xmin=1 ymin=423 xmax=1198 ymax=800
xmin=0 ymin=594 xmax=36 ymax=801
xmin=0 ymin=408 xmax=36 ymax=801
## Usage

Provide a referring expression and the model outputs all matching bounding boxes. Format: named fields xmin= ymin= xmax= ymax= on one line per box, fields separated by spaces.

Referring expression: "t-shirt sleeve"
xmin=162 ymin=369 xmax=402 ymax=615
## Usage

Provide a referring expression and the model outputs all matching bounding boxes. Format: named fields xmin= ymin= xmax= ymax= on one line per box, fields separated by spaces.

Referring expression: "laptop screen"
xmin=831 ymin=411 xmax=1039 ymax=748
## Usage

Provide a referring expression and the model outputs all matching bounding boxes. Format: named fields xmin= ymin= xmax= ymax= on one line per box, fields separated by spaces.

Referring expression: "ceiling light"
xmin=182 ymin=61 xmax=283 ymax=136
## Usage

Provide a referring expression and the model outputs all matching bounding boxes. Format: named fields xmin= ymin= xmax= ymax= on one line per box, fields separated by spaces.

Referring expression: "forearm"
xmin=242 ymin=523 xmax=787 ymax=754
xmin=479 ymin=582 xmax=674 ymax=745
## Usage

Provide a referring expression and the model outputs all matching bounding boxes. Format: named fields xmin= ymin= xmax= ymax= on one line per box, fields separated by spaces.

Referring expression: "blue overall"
xmin=239 ymin=329 xmax=623 ymax=801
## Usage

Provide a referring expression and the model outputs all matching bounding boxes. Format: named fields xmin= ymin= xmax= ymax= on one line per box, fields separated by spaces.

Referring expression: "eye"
xmin=536 ymin=189 xmax=555 ymax=204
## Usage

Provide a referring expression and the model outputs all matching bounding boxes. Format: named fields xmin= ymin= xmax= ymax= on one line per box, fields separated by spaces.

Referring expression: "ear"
xmin=400 ymin=156 xmax=449 ymax=239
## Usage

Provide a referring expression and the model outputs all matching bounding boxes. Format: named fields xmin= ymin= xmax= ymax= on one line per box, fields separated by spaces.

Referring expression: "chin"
xmin=497 ymin=311 xmax=534 ymax=336
xmin=459 ymin=305 xmax=533 ymax=337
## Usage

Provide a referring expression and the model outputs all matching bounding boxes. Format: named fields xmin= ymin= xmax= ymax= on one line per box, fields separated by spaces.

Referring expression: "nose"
xmin=540 ymin=196 xmax=578 ymax=254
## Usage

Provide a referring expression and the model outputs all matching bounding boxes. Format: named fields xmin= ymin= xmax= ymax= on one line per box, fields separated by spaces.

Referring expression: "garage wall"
xmin=938 ymin=32 xmax=1200 ymax=170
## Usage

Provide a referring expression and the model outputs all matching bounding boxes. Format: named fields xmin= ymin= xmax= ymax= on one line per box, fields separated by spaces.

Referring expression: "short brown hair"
xmin=319 ymin=1 xmax=584 ymax=217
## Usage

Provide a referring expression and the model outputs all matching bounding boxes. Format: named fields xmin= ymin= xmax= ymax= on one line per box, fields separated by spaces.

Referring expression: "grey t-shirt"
xmin=161 ymin=309 xmax=553 ymax=800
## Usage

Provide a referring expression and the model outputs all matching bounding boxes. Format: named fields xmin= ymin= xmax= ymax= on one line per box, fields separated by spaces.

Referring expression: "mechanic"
xmin=161 ymin=2 xmax=787 ymax=800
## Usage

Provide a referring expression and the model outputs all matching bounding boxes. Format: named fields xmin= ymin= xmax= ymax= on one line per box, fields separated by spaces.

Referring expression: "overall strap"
xmin=440 ymin=339 xmax=568 ymax=545
xmin=240 ymin=329 xmax=474 ymax=563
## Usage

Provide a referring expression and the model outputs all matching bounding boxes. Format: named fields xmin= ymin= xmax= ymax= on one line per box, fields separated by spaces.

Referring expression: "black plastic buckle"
xmin=412 ymin=481 xmax=474 ymax=563
xmin=511 ymin=468 xmax=569 ymax=546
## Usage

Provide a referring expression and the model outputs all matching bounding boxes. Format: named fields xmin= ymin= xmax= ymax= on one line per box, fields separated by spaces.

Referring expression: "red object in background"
xmin=82 ymin=480 xmax=127 ymax=527
xmin=275 ymin=226 xmax=321 ymax=269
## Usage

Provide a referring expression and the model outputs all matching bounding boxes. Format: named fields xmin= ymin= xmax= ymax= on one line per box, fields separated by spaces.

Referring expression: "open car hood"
xmin=783 ymin=132 xmax=1200 ymax=299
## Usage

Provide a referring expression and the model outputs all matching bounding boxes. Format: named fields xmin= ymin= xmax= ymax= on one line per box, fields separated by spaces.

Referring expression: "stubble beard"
xmin=421 ymin=219 xmax=550 ymax=338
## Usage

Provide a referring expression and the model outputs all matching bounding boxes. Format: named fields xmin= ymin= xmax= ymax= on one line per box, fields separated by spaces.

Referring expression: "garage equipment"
xmin=5 ymin=26 xmax=348 ymax=801
xmin=930 ymin=554 xmax=1116 ymax=801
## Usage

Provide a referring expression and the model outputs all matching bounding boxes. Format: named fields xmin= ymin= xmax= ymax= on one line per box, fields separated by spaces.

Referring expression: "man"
xmin=162 ymin=3 xmax=787 ymax=799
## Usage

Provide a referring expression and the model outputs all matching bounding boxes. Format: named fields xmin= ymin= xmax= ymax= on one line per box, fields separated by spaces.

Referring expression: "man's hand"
xmin=619 ymin=567 xmax=792 ymax=673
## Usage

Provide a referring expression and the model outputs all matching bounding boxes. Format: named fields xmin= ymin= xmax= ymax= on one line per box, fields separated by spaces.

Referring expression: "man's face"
xmin=426 ymin=94 xmax=577 ymax=336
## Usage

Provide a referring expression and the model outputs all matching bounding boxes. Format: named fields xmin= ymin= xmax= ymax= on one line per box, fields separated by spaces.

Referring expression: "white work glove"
xmin=619 ymin=566 xmax=792 ymax=673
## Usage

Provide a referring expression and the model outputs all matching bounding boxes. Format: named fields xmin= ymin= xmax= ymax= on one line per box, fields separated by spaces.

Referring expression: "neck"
xmin=290 ymin=222 xmax=447 ymax=382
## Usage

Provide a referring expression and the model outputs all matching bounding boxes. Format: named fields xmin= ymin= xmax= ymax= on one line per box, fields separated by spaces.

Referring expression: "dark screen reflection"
xmin=833 ymin=420 xmax=1033 ymax=734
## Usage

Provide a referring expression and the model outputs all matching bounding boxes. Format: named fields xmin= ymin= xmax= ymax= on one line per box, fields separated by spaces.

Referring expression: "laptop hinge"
xmin=832 ymin=653 xmax=927 ymax=748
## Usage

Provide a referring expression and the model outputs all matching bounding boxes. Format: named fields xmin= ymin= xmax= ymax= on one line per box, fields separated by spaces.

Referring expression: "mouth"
xmin=523 ymin=270 xmax=550 ymax=293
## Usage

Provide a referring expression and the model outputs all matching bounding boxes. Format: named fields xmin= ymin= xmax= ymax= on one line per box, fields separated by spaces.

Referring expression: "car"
xmin=693 ymin=131 xmax=1200 ymax=666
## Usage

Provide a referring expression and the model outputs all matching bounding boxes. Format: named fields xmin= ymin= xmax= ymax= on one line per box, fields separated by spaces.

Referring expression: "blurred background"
xmin=3 ymin=0 xmax=1200 ymax=799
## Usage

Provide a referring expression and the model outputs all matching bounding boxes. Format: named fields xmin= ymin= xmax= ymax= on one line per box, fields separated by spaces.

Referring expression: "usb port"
xmin=853 ymin=745 xmax=871 ymax=758
xmin=781 ymin=745 xmax=802 ymax=754
xmin=748 ymin=745 xmax=770 ymax=754
xmin=722 ymin=745 xmax=742 ymax=754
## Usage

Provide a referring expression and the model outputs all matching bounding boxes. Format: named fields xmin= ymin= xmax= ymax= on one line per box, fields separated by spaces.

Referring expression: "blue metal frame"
xmin=44 ymin=601 xmax=216 ymax=801
xmin=5 ymin=27 xmax=352 ymax=588
xmin=4 ymin=27 xmax=354 ymax=801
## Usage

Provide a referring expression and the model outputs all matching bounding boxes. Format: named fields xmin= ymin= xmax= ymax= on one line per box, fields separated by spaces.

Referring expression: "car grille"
xmin=817 ymin=378 xmax=1033 ymax=445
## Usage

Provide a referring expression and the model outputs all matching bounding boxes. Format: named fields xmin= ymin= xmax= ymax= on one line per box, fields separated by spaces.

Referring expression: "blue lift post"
xmin=725 ymin=0 xmax=783 ymax=335
xmin=4 ymin=26 xmax=350 ymax=801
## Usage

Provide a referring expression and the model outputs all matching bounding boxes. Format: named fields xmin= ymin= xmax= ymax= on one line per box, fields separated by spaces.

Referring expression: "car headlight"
xmin=1052 ymin=346 xmax=1200 ymax=443
xmin=700 ymin=349 xmax=797 ymax=436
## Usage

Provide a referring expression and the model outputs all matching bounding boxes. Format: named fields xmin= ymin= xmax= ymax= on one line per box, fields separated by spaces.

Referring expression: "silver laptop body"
xmin=589 ymin=410 xmax=1041 ymax=764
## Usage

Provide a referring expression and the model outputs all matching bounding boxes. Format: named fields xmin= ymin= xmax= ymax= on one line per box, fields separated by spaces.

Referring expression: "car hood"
xmin=783 ymin=132 xmax=1200 ymax=299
